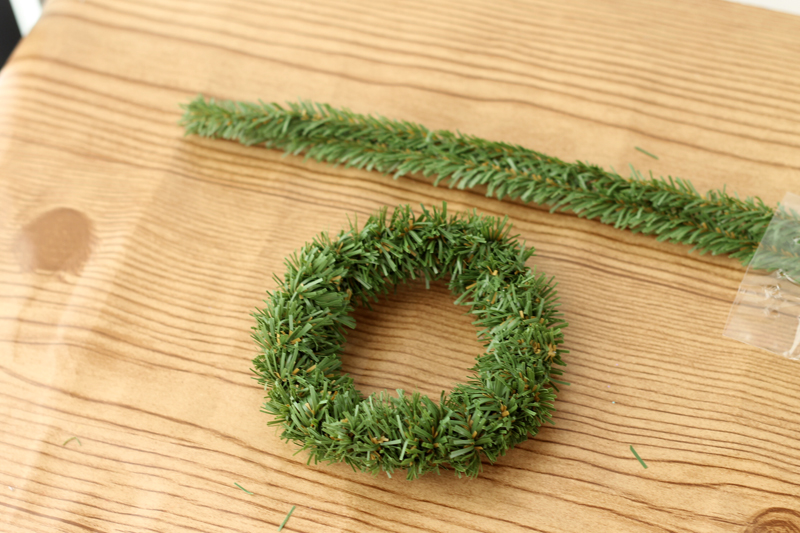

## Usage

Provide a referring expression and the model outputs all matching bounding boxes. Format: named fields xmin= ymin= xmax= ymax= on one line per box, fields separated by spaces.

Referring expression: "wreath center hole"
xmin=340 ymin=278 xmax=485 ymax=400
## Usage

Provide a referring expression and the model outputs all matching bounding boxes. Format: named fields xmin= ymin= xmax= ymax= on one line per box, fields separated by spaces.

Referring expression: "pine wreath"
xmin=251 ymin=204 xmax=567 ymax=479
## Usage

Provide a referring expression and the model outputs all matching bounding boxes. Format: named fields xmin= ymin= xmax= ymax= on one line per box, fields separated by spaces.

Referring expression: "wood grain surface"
xmin=2 ymin=0 xmax=800 ymax=531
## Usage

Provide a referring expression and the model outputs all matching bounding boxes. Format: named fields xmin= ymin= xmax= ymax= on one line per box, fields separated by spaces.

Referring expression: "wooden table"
xmin=2 ymin=0 xmax=799 ymax=531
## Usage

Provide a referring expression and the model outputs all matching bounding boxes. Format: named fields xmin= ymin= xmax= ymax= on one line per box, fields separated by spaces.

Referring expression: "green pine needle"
xmin=234 ymin=482 xmax=254 ymax=495
xmin=179 ymin=95 xmax=786 ymax=266
xmin=634 ymin=146 xmax=659 ymax=160
xmin=62 ymin=437 xmax=81 ymax=447
xmin=278 ymin=506 xmax=296 ymax=531
xmin=630 ymin=445 xmax=648 ymax=469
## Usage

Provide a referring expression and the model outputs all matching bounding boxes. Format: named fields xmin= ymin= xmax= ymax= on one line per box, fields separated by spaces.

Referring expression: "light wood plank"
xmin=2 ymin=0 xmax=800 ymax=531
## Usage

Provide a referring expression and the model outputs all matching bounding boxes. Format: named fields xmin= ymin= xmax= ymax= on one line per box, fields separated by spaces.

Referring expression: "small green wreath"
xmin=251 ymin=204 xmax=567 ymax=479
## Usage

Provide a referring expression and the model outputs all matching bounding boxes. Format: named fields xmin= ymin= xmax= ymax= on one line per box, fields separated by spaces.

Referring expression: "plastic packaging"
xmin=724 ymin=192 xmax=800 ymax=359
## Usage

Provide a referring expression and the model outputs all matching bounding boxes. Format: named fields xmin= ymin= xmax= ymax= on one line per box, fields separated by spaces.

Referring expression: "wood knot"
xmin=744 ymin=508 xmax=800 ymax=533
xmin=16 ymin=208 xmax=93 ymax=274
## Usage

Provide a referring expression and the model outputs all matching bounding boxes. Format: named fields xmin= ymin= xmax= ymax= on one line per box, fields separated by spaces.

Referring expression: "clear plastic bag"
xmin=724 ymin=192 xmax=800 ymax=359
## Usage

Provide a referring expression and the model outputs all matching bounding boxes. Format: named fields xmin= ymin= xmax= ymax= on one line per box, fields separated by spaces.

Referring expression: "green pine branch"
xmin=180 ymin=95 xmax=789 ymax=266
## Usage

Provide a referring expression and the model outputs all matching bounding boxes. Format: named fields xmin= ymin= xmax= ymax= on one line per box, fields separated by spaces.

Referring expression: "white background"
xmin=728 ymin=0 xmax=800 ymax=16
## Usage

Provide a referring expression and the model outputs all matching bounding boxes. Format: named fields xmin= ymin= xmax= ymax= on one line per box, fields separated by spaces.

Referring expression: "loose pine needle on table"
xmin=634 ymin=146 xmax=659 ymax=160
xmin=278 ymin=506 xmax=296 ymax=531
xmin=630 ymin=445 xmax=648 ymax=469
xmin=62 ymin=437 xmax=82 ymax=447
xmin=234 ymin=482 xmax=254 ymax=495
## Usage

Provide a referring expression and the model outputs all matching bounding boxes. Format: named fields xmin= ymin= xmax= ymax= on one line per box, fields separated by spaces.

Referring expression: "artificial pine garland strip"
xmin=180 ymin=96 xmax=782 ymax=266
